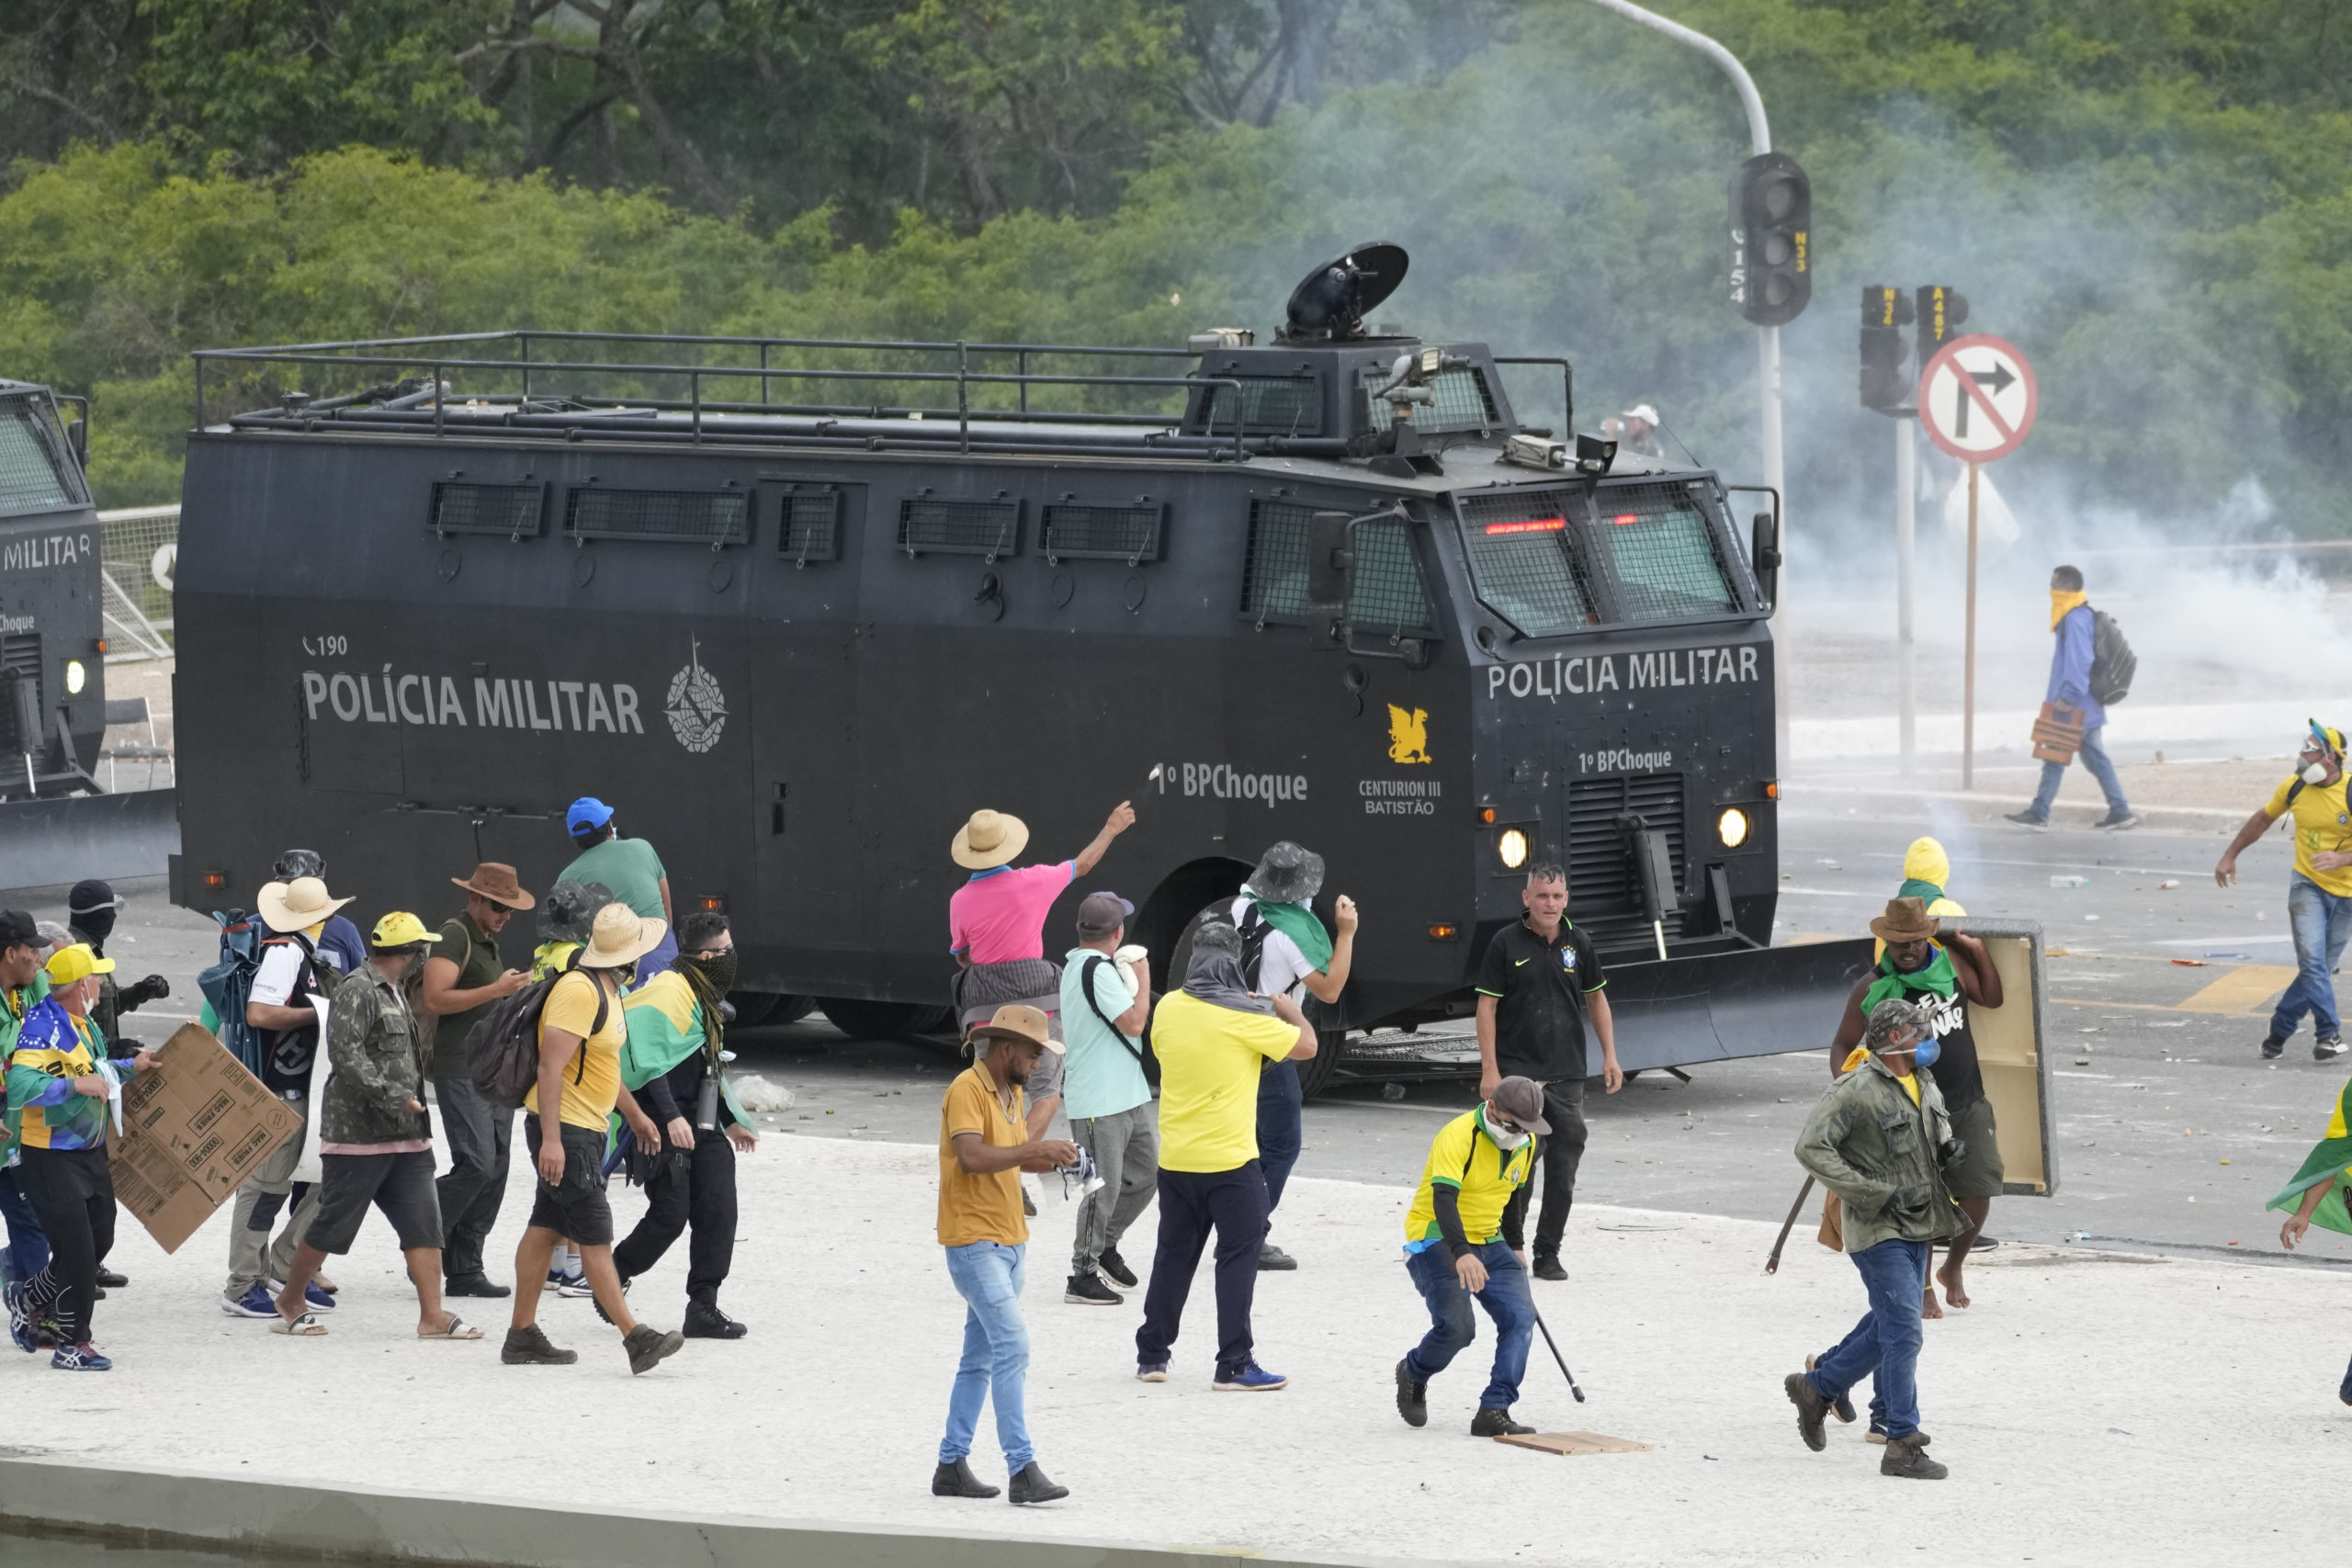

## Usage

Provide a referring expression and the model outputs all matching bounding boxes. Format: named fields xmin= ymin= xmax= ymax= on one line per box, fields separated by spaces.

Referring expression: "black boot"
xmin=1470 ymin=1406 xmax=1535 ymax=1437
xmin=1395 ymin=1359 xmax=1428 ymax=1428
xmin=1784 ymin=1371 xmax=1830 ymax=1451
xmin=684 ymin=1300 xmax=747 ymax=1339
xmin=932 ymin=1458 xmax=1000 ymax=1498
xmin=1880 ymin=1432 xmax=1948 ymax=1480
xmin=1008 ymin=1461 xmax=1069 ymax=1505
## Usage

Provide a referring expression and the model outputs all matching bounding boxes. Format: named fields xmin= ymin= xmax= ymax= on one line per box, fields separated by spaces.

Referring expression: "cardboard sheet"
xmin=1495 ymin=1431 xmax=1655 ymax=1457
xmin=111 ymin=1023 xmax=302 ymax=1254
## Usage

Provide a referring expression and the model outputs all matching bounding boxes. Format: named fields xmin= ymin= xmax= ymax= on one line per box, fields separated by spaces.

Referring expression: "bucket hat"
xmin=258 ymin=876 xmax=355 ymax=934
xmin=1868 ymin=896 xmax=1939 ymax=945
xmin=451 ymin=862 xmax=536 ymax=911
xmin=965 ymin=1002 xmax=1063 ymax=1055
xmin=577 ymin=901 xmax=665 ymax=969
xmin=952 ymin=809 xmax=1029 ymax=871
xmin=1245 ymin=840 xmax=1325 ymax=905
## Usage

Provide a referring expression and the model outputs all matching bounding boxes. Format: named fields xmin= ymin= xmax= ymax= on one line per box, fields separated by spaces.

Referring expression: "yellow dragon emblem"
xmin=1386 ymin=704 xmax=1432 ymax=764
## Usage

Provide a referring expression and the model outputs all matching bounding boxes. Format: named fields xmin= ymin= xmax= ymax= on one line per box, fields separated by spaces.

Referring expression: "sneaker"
xmin=1256 ymin=1243 xmax=1297 ymax=1272
xmin=1880 ymin=1431 xmax=1947 ymax=1480
xmin=1470 ymin=1406 xmax=1535 ymax=1437
xmin=1784 ymin=1371 xmax=1830 ymax=1451
xmin=500 ymin=1324 xmax=579 ymax=1366
xmin=1136 ymin=1361 xmax=1169 ymax=1382
xmin=222 ymin=1283 xmax=279 ymax=1320
xmin=1096 ymin=1247 xmax=1138 ymax=1289
xmin=94 ymin=1268 xmax=128 ymax=1290
xmin=1008 ymin=1461 xmax=1069 ymax=1506
xmin=1214 ymin=1360 xmax=1288 ymax=1392
xmin=1064 ymin=1272 xmax=1124 ymax=1306
xmin=683 ymin=1300 xmax=747 ymax=1339
xmin=6 ymin=1282 xmax=34 ymax=1352
xmin=2262 ymin=1034 xmax=2287 ymax=1060
xmin=623 ymin=1323 xmax=685 ymax=1375
xmin=1867 ymin=1426 xmax=1889 ymax=1445
xmin=445 ymin=1275 xmax=513 ymax=1299
xmin=1532 ymin=1255 xmax=1567 ymax=1282
xmin=1396 ymin=1358 xmax=1428 ymax=1427
xmin=554 ymin=1271 xmax=595 ymax=1299
xmin=2002 ymin=811 xmax=2049 ymax=830
xmin=932 ymin=1458 xmax=1000 ymax=1499
xmin=1805 ymin=1354 xmax=1855 ymax=1423
xmin=51 ymin=1342 xmax=111 ymax=1371
xmin=2093 ymin=810 xmax=2139 ymax=830
xmin=2319 ymin=1036 xmax=2348 ymax=1060
xmin=268 ymin=1280 xmax=335 ymax=1312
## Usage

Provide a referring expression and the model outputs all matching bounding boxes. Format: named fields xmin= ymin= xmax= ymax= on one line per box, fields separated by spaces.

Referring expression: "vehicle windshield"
xmin=1455 ymin=480 xmax=1740 ymax=636
xmin=0 ymin=396 xmax=79 ymax=518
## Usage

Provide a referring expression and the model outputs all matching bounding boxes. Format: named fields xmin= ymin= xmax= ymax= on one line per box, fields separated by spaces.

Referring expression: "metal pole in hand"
xmin=1962 ymin=462 xmax=1980 ymax=790
xmin=1531 ymin=1305 xmax=1586 ymax=1403
xmin=1894 ymin=420 xmax=1917 ymax=773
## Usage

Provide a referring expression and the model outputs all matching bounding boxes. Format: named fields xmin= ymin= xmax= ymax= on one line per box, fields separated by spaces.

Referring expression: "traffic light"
xmin=1914 ymin=285 xmax=1970 ymax=370
xmin=1730 ymin=152 xmax=1811 ymax=327
xmin=1860 ymin=285 xmax=1916 ymax=415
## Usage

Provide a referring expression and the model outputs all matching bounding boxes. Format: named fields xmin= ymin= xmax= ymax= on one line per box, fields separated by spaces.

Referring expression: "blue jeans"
xmin=1807 ymin=1237 xmax=1930 ymax=1441
xmin=2274 ymin=873 xmax=2352 ymax=1043
xmin=1404 ymin=1242 xmax=1535 ymax=1410
xmin=940 ymin=1240 xmax=1033 ymax=1473
xmin=2028 ymin=723 xmax=2129 ymax=820
xmin=1257 ymin=1058 xmax=1303 ymax=1236
xmin=0 ymin=1166 xmax=50 ymax=1287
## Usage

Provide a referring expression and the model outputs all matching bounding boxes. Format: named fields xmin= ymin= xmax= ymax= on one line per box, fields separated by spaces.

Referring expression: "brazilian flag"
xmin=2267 ymin=1079 xmax=2352 ymax=1235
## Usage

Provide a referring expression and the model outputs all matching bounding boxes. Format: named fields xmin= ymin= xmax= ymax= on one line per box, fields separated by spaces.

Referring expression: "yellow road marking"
xmin=2175 ymin=964 xmax=2298 ymax=1015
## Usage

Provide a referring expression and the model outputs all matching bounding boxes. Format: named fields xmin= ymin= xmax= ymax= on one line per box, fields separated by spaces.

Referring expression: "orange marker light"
xmin=1764 ymin=781 xmax=1781 ymax=799
xmin=1478 ymin=807 xmax=1497 ymax=824
xmin=694 ymin=895 xmax=727 ymax=913
xmin=1484 ymin=517 xmax=1566 ymax=536
xmin=1427 ymin=924 xmax=1459 ymax=941
xmin=1611 ymin=513 xmax=1640 ymax=526
xmin=200 ymin=871 xmax=229 ymax=890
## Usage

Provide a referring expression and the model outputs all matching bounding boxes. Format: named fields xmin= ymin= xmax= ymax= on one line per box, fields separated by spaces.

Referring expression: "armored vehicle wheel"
xmin=818 ymin=998 xmax=950 ymax=1042
xmin=771 ymin=994 xmax=818 ymax=1026
xmin=1296 ymin=1018 xmax=1349 ymax=1102
xmin=729 ymin=992 xmax=819 ymax=1029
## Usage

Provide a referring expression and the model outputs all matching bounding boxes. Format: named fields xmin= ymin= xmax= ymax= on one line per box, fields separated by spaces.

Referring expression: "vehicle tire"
xmin=726 ymin=991 xmax=785 ymax=1029
xmin=1296 ymin=1021 xmax=1349 ymax=1101
xmin=770 ymin=994 xmax=818 ymax=1026
xmin=816 ymin=998 xmax=947 ymax=1041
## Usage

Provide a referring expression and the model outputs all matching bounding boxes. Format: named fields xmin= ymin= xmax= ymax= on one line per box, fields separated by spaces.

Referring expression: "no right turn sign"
xmin=1919 ymin=334 xmax=2037 ymax=463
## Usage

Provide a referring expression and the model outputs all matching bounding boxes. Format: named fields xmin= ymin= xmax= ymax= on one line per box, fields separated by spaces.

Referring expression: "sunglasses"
xmin=1489 ymin=1113 xmax=1527 ymax=1136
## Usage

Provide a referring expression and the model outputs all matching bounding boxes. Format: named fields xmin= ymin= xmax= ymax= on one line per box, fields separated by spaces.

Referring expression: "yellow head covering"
xmin=2050 ymin=589 xmax=2088 ymax=630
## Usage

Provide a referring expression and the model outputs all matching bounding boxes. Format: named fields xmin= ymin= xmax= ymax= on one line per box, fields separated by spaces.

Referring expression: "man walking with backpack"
xmin=2005 ymin=564 xmax=2137 ymax=831
xmin=2218 ymin=723 xmax=2352 ymax=1061
xmin=419 ymin=863 xmax=533 ymax=1301
xmin=1057 ymin=891 xmax=1155 ymax=1306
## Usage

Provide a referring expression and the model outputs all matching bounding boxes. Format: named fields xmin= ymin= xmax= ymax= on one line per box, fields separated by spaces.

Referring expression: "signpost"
xmin=1917 ymin=333 xmax=2038 ymax=789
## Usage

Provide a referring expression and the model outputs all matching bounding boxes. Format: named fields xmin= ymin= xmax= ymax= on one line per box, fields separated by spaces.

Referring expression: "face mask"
xmin=2305 ymin=761 xmax=2332 ymax=785
xmin=1480 ymin=1107 xmax=1528 ymax=1150
xmin=684 ymin=949 xmax=739 ymax=997
xmin=1912 ymin=1035 xmax=1941 ymax=1070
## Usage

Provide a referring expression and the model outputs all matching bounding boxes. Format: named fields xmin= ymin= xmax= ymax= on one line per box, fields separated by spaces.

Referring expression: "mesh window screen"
xmin=1457 ymin=491 xmax=1598 ymax=637
xmin=1041 ymin=503 xmax=1164 ymax=562
xmin=1363 ymin=367 xmax=1499 ymax=434
xmin=0 ymin=634 xmax=40 ymax=751
xmin=566 ymin=489 xmax=750 ymax=545
xmin=898 ymin=498 xmax=1021 ymax=558
xmin=1203 ymin=378 xmax=1321 ymax=435
xmin=1348 ymin=517 xmax=1433 ymax=631
xmin=1239 ymin=501 xmax=1312 ymax=620
xmin=0 ymin=400 xmax=76 ymax=518
xmin=1590 ymin=484 xmax=1737 ymax=622
xmin=430 ymin=481 xmax=545 ymax=537
xmin=777 ymin=491 xmax=842 ymax=562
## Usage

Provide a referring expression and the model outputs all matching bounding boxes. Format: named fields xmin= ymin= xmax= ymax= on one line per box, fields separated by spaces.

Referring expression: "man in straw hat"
xmin=221 ymin=874 xmax=356 ymax=1321
xmin=267 ymin=914 xmax=483 ymax=1344
xmin=948 ymin=800 xmax=1136 ymax=1161
xmin=932 ymin=1003 xmax=1080 ymax=1506
xmin=1788 ymin=997 xmax=1967 ymax=1482
xmin=502 ymin=901 xmax=684 ymax=1375
xmin=1830 ymin=896 xmax=2005 ymax=1318
xmin=419 ymin=863 xmax=535 ymax=1300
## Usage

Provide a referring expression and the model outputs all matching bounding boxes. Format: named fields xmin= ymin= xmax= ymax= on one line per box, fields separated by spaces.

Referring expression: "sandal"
xmin=419 ymin=1314 xmax=483 ymax=1341
xmin=270 ymin=1312 xmax=327 ymax=1337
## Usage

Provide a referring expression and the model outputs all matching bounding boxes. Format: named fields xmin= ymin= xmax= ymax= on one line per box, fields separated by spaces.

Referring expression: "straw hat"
xmin=577 ymin=901 xmax=666 ymax=969
xmin=1868 ymin=896 xmax=1939 ymax=945
xmin=952 ymin=809 xmax=1029 ymax=871
xmin=451 ymin=862 xmax=536 ymax=910
xmin=966 ymin=1003 xmax=1063 ymax=1055
xmin=257 ymin=876 xmax=355 ymax=934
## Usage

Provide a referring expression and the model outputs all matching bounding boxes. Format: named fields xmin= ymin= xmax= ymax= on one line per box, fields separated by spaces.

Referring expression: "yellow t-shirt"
xmin=1152 ymin=989 xmax=1303 ymax=1173
xmin=525 ymin=968 xmax=627 ymax=1131
xmin=2266 ymin=773 xmax=2352 ymax=897
xmin=1404 ymin=1110 xmax=1533 ymax=1246
xmin=938 ymin=1063 xmax=1027 ymax=1247
xmin=1897 ymin=1072 xmax=1921 ymax=1107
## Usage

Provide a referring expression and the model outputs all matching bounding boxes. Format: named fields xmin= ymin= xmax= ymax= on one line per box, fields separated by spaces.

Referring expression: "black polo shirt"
xmin=1476 ymin=916 xmax=1607 ymax=1083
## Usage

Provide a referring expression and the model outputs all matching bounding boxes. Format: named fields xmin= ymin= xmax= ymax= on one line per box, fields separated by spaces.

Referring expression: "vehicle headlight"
xmin=1497 ymin=827 xmax=1531 ymax=870
xmin=64 ymin=660 xmax=85 ymax=696
xmin=1718 ymin=807 xmax=1750 ymax=848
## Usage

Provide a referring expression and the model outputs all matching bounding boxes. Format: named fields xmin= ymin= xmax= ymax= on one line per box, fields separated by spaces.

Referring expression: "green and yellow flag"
xmin=2266 ymin=1079 xmax=2352 ymax=1235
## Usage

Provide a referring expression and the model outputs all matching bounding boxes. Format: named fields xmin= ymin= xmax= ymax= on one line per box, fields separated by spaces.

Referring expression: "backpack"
xmin=467 ymin=959 xmax=609 ymax=1111
xmin=1078 ymin=953 xmax=1159 ymax=1089
xmin=1236 ymin=902 xmax=1275 ymax=989
xmin=2088 ymin=608 xmax=2136 ymax=706
xmin=195 ymin=909 xmax=271 ymax=1077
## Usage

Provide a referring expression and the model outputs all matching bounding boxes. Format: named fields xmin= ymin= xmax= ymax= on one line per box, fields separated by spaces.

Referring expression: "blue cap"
xmin=566 ymin=796 xmax=615 ymax=835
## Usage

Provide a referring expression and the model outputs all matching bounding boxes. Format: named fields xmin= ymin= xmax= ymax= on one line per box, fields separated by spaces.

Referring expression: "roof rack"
xmin=191 ymin=329 xmax=1291 ymax=463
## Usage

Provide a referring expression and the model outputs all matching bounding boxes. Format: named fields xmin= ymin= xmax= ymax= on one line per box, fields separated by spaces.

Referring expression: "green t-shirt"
xmin=430 ymin=910 xmax=505 ymax=1077
xmin=560 ymin=837 xmax=667 ymax=920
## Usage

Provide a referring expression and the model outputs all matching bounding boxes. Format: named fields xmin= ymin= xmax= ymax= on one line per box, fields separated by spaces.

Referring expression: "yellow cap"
xmin=368 ymin=912 xmax=443 ymax=951
xmin=44 ymin=942 xmax=115 ymax=986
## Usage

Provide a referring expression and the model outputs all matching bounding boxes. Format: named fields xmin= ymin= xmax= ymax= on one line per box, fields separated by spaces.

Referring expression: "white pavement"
xmin=14 ymin=1130 xmax=2344 ymax=1567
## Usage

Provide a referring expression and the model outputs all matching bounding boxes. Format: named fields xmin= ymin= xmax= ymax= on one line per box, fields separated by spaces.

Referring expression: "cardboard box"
xmin=113 ymin=1023 xmax=301 ymax=1254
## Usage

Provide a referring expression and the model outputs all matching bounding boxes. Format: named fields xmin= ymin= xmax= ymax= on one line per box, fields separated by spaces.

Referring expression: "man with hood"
xmin=1830 ymin=897 xmax=2004 ymax=1321
xmin=2003 ymin=564 xmax=2135 ymax=830
xmin=1787 ymin=998 xmax=1966 ymax=1481
xmin=1134 ymin=921 xmax=1317 ymax=1392
xmin=1228 ymin=840 xmax=1356 ymax=1272
xmin=63 ymin=881 xmax=169 ymax=1056
xmin=2217 ymin=722 xmax=2352 ymax=1061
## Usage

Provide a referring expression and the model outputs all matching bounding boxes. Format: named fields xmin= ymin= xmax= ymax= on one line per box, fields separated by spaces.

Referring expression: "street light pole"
xmin=1580 ymin=0 xmax=1790 ymax=771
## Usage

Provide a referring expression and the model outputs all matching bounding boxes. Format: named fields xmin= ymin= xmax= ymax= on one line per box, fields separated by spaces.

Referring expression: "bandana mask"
xmin=1479 ymin=1105 xmax=1529 ymax=1151
xmin=682 ymin=949 xmax=739 ymax=997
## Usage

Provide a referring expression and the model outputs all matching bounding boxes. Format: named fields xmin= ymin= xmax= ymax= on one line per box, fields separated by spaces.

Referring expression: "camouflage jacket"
xmin=319 ymin=964 xmax=431 ymax=1146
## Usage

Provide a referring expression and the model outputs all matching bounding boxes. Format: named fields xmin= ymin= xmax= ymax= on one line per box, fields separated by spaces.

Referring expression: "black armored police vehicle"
xmin=0 ymin=378 xmax=107 ymax=798
xmin=167 ymin=243 xmax=1866 ymax=1092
